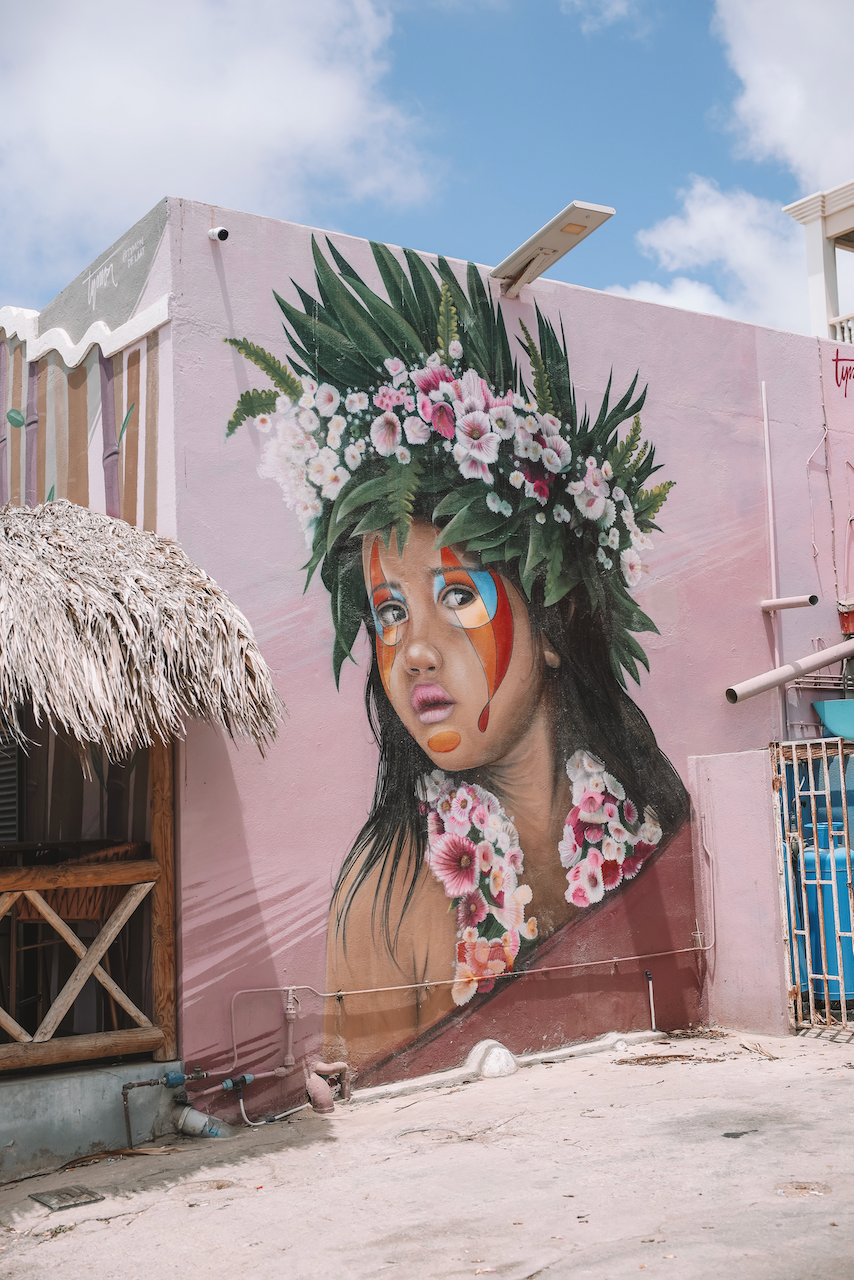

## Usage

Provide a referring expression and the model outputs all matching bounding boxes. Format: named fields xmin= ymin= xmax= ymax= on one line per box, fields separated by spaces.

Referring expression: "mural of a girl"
xmin=228 ymin=240 xmax=690 ymax=1072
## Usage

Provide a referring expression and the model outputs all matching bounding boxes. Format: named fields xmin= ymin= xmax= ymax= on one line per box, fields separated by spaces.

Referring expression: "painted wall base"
xmin=688 ymin=750 xmax=790 ymax=1036
xmin=0 ymin=1058 xmax=181 ymax=1179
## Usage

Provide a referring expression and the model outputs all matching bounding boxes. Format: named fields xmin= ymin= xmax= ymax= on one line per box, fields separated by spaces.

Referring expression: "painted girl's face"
xmin=363 ymin=523 xmax=549 ymax=770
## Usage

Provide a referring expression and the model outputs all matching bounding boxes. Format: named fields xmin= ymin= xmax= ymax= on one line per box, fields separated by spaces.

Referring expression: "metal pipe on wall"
xmin=760 ymin=595 xmax=819 ymax=612
xmin=726 ymin=636 xmax=854 ymax=704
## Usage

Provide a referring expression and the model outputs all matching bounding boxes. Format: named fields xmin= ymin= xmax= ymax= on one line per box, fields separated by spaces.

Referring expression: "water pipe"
xmin=726 ymin=636 xmax=854 ymax=703
xmin=121 ymin=1067 xmax=208 ymax=1149
xmin=644 ymin=971 xmax=656 ymax=1031
xmin=761 ymin=595 xmax=819 ymax=612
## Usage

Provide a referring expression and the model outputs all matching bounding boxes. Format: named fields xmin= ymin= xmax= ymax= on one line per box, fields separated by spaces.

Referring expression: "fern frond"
xmin=635 ymin=480 xmax=675 ymax=521
xmin=224 ymin=337 xmax=302 ymax=401
xmin=518 ymin=321 xmax=554 ymax=414
xmin=611 ymin=415 xmax=642 ymax=472
xmin=226 ymin=388 xmax=278 ymax=437
xmin=624 ymin=439 xmax=649 ymax=478
xmin=436 ymin=283 xmax=459 ymax=361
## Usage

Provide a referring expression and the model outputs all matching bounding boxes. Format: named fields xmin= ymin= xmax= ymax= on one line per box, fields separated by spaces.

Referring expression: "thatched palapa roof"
xmin=0 ymin=500 xmax=283 ymax=758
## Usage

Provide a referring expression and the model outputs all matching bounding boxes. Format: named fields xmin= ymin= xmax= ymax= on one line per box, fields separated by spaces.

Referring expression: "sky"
xmin=1 ymin=0 xmax=853 ymax=332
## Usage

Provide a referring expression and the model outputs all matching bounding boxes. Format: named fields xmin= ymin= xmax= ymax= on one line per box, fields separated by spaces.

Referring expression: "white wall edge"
xmin=0 ymin=295 xmax=171 ymax=367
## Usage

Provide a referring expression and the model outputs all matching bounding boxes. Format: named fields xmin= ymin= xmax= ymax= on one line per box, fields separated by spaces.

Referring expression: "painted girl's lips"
xmin=411 ymin=683 xmax=456 ymax=724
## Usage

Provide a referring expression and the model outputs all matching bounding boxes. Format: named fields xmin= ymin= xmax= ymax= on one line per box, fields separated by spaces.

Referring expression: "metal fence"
xmin=772 ymin=739 xmax=854 ymax=1029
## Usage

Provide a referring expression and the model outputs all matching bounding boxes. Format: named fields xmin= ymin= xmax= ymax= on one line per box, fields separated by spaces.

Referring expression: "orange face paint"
xmin=435 ymin=547 xmax=514 ymax=732
xmin=369 ymin=537 xmax=401 ymax=699
xmin=427 ymin=730 xmax=462 ymax=753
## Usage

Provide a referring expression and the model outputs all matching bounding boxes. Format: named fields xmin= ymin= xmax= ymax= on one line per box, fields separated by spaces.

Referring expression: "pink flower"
xmin=430 ymin=833 xmax=479 ymax=895
xmin=620 ymin=547 xmax=644 ymax=588
xmin=566 ymin=856 xmax=604 ymax=905
xmin=431 ymin=402 xmax=456 ymax=439
xmin=621 ymin=852 xmax=645 ymax=880
xmin=558 ymin=824 xmax=581 ymax=869
xmin=451 ymin=962 xmax=479 ymax=1006
xmin=623 ymin=799 xmax=638 ymax=824
xmin=370 ymin=411 xmax=402 ymax=456
xmin=427 ymin=810 xmax=444 ymax=840
xmin=456 ymin=889 xmax=488 ymax=930
xmin=567 ymin=881 xmax=590 ymax=908
xmin=450 ymin=786 xmax=477 ymax=828
xmin=315 ymin=383 xmax=340 ymax=417
xmin=602 ymin=859 xmax=623 ymax=890
xmin=530 ymin=478 xmax=550 ymax=505
xmin=457 ymin=368 xmax=490 ymax=411
xmin=456 ymin=412 xmax=501 ymax=461
xmin=633 ymin=840 xmax=658 ymax=862
xmin=476 ymin=841 xmax=494 ymax=873
xmin=383 ymin=356 xmax=406 ymax=381
xmin=373 ymin=386 xmax=399 ymax=411
xmin=403 ymin=416 xmax=430 ymax=444
xmin=411 ymin=365 xmax=453 ymax=393
xmin=403 ymin=396 xmax=415 ymax=413
xmin=457 ymin=455 xmax=493 ymax=483
xmin=540 ymin=413 xmax=561 ymax=436
xmin=506 ymin=846 xmax=523 ymax=871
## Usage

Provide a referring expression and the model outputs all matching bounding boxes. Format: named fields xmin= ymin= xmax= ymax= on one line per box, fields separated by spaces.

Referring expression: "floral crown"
xmin=225 ymin=238 xmax=674 ymax=686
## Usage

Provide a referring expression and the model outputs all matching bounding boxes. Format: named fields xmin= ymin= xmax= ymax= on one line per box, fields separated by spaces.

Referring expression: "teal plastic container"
xmin=813 ymin=701 xmax=854 ymax=741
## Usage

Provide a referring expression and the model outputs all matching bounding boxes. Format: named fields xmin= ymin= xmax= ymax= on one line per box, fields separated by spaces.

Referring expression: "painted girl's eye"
xmin=441 ymin=585 xmax=477 ymax=611
xmin=376 ymin=599 xmax=408 ymax=628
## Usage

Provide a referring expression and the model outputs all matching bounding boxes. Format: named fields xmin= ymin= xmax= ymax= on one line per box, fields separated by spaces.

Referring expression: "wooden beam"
xmin=0 ymin=891 xmax=20 ymax=920
xmin=0 ymin=860 xmax=161 ymax=892
xmin=0 ymin=1005 xmax=31 ymax=1044
xmin=32 ymin=881 xmax=154 ymax=1042
xmin=24 ymin=891 xmax=152 ymax=1029
xmin=0 ymin=1026 xmax=165 ymax=1071
xmin=150 ymin=738 xmax=177 ymax=1061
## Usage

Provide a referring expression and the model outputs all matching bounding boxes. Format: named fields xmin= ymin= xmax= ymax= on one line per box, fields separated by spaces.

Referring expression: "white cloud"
xmin=559 ymin=0 xmax=645 ymax=33
xmin=607 ymin=177 xmax=809 ymax=331
xmin=714 ymin=0 xmax=854 ymax=193
xmin=0 ymin=0 xmax=426 ymax=307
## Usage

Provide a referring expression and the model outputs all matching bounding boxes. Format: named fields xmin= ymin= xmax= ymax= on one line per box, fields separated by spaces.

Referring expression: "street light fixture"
xmin=490 ymin=200 xmax=615 ymax=299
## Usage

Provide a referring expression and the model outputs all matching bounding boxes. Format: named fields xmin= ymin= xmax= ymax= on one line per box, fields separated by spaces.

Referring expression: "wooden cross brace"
xmin=0 ymin=882 xmax=155 ymax=1045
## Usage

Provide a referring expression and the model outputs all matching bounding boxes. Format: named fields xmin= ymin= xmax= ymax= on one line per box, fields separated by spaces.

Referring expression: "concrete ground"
xmin=1 ymin=1026 xmax=852 ymax=1280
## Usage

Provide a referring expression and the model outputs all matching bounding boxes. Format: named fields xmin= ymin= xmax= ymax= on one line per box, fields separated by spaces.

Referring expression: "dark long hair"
xmin=331 ymin=552 xmax=690 ymax=956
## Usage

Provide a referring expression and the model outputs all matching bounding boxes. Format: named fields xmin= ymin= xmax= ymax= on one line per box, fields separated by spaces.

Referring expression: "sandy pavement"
xmin=1 ymin=1026 xmax=852 ymax=1279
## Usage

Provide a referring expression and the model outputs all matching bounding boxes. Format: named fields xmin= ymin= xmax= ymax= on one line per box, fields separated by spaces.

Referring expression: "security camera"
xmin=208 ymin=227 xmax=228 ymax=242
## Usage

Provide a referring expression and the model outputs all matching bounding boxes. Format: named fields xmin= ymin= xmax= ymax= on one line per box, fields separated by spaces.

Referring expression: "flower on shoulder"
xmin=370 ymin=411 xmax=402 ymax=457
xmin=602 ymin=859 xmax=623 ymax=890
xmin=427 ymin=809 xmax=445 ymax=841
xmin=430 ymin=832 xmax=479 ymax=896
xmin=622 ymin=798 xmax=638 ymax=824
xmin=565 ymin=854 xmax=604 ymax=907
xmin=601 ymin=836 xmax=625 ymax=864
xmin=450 ymin=785 xmax=477 ymax=828
xmin=494 ymin=882 xmax=533 ymax=931
xmin=452 ymin=963 xmax=480 ymax=1006
xmin=621 ymin=852 xmax=645 ymax=880
xmin=558 ymin=822 xmax=581 ymax=869
xmin=476 ymin=841 xmax=494 ymax=873
xmin=521 ymin=917 xmax=538 ymax=940
xmin=456 ymin=889 xmax=488 ymax=930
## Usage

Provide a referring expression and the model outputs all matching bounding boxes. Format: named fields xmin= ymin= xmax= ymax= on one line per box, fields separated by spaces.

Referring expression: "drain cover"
xmin=29 ymin=1185 xmax=105 ymax=1211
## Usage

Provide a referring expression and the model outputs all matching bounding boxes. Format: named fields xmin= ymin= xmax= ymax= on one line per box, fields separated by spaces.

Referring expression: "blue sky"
xmin=0 ymin=0 xmax=851 ymax=330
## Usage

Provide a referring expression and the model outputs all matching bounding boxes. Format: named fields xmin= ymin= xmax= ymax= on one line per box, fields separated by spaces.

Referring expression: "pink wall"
xmin=158 ymin=197 xmax=854 ymax=1101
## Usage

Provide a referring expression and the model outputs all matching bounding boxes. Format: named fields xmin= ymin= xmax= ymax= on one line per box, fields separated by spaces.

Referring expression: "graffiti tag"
xmin=833 ymin=347 xmax=854 ymax=397
xmin=122 ymin=238 xmax=145 ymax=269
xmin=85 ymin=260 xmax=119 ymax=310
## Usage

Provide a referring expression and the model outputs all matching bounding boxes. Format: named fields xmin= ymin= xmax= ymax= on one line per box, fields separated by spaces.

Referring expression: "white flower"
xmin=344 ymin=443 xmax=362 ymax=470
xmin=535 ymin=512 xmax=546 ymax=524
xmin=328 ymin=414 xmax=346 ymax=435
xmin=395 ymin=445 xmax=412 ymax=465
xmin=489 ymin=405 xmax=518 ymax=439
xmin=315 ymin=384 xmax=340 ymax=417
xmin=370 ymin=411 xmax=402 ymax=457
xmin=500 ymin=499 xmax=513 ymax=517
xmin=452 ymin=442 xmax=467 ymax=463
xmin=542 ymin=447 xmax=562 ymax=474
xmin=345 ymin=392 xmax=369 ymax=413
xmin=540 ymin=413 xmax=561 ymax=436
xmin=486 ymin=491 xmax=502 ymax=513
xmin=575 ymin=491 xmax=606 ymax=521
xmin=299 ymin=392 xmax=315 ymax=409
xmin=620 ymin=546 xmax=644 ymax=587
xmin=602 ymin=499 xmax=616 ymax=528
xmin=327 ymin=421 xmax=344 ymax=449
xmin=509 ymin=470 xmax=525 ymax=489
xmin=403 ymin=416 xmax=431 ymax=444
xmin=612 ymin=486 xmax=624 ymax=501
xmin=603 ymin=771 xmax=626 ymax=801
xmin=585 ymin=468 xmax=609 ymax=498
xmin=607 ymin=527 xmax=620 ymax=549
xmin=602 ymin=460 xmax=613 ymax=479
xmin=586 ymin=456 xmax=597 ymax=470
xmin=512 ymin=393 xmax=526 ymax=409
xmin=255 ymin=413 xmax=274 ymax=434
xmin=298 ymin=408 xmax=319 ymax=434
xmin=301 ymin=376 xmax=318 ymax=394
xmin=602 ymin=837 xmax=625 ymax=864
xmin=597 ymin=547 xmax=608 ymax=564
xmin=566 ymin=479 xmax=585 ymax=496
xmin=426 ymin=352 xmax=442 ymax=368
xmin=384 ymin=357 xmax=406 ymax=380
xmin=553 ymin=504 xmax=571 ymax=523
xmin=528 ymin=439 xmax=543 ymax=462
xmin=632 ymin=529 xmax=655 ymax=551
xmin=448 ymin=340 xmax=463 ymax=359
xmin=321 ymin=466 xmax=349 ymax=501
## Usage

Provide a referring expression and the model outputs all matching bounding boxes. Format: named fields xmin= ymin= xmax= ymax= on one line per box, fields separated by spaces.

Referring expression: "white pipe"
xmin=761 ymin=595 xmax=819 ymax=612
xmin=644 ymin=970 xmax=656 ymax=1031
xmin=762 ymin=381 xmax=785 ymax=737
xmin=726 ymin=636 xmax=854 ymax=703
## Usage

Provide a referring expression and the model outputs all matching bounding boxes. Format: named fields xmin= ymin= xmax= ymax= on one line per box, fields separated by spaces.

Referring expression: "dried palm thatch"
xmin=0 ymin=500 xmax=283 ymax=759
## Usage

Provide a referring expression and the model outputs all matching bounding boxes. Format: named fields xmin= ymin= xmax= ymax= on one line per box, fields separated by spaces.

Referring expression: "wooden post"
xmin=149 ymin=738 xmax=177 ymax=1061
